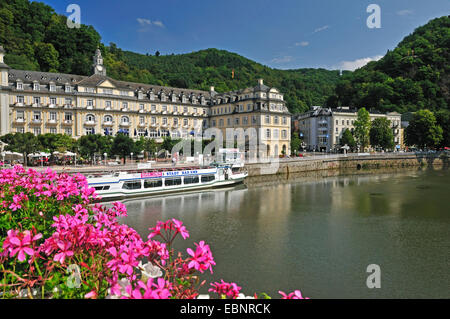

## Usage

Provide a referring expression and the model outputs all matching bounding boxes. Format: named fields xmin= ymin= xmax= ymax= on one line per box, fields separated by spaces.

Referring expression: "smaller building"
xmin=293 ymin=106 xmax=403 ymax=152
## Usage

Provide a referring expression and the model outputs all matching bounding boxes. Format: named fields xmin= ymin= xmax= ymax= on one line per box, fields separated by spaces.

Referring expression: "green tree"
xmin=1 ymin=133 xmax=40 ymax=166
xmin=77 ymin=134 xmax=108 ymax=163
xmin=405 ymin=109 xmax=443 ymax=149
xmin=340 ymin=128 xmax=356 ymax=150
xmin=34 ymin=42 xmax=59 ymax=72
xmin=290 ymin=132 xmax=302 ymax=154
xmin=435 ymin=110 xmax=450 ymax=148
xmin=111 ymin=133 xmax=136 ymax=164
xmin=353 ymin=108 xmax=371 ymax=151
xmin=370 ymin=118 xmax=395 ymax=150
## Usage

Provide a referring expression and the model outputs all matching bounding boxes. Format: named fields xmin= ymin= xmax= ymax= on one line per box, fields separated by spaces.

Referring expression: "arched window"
xmin=86 ymin=114 xmax=96 ymax=122
xmin=121 ymin=116 xmax=130 ymax=124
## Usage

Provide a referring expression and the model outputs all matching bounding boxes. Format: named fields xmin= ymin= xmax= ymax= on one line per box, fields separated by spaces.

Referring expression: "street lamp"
xmin=130 ymin=152 xmax=134 ymax=163
xmin=104 ymin=152 xmax=107 ymax=166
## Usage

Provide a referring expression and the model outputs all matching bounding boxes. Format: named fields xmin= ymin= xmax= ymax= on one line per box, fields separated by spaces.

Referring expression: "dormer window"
xmin=49 ymin=83 xmax=56 ymax=92
xmin=16 ymin=81 xmax=23 ymax=90
xmin=171 ymin=94 xmax=177 ymax=102
xmin=65 ymin=85 xmax=72 ymax=93
xmin=33 ymin=82 xmax=40 ymax=91
xmin=182 ymin=95 xmax=187 ymax=104
xmin=160 ymin=92 xmax=166 ymax=102
xmin=138 ymin=91 xmax=143 ymax=99
xmin=149 ymin=92 xmax=155 ymax=101
xmin=192 ymin=95 xmax=196 ymax=104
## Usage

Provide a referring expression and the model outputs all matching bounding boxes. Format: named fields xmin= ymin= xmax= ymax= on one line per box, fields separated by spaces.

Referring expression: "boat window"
xmin=201 ymin=175 xmax=215 ymax=183
xmin=94 ymin=186 xmax=110 ymax=191
xmin=184 ymin=176 xmax=200 ymax=185
xmin=144 ymin=179 xmax=163 ymax=188
xmin=122 ymin=181 xmax=142 ymax=190
xmin=164 ymin=177 xmax=182 ymax=187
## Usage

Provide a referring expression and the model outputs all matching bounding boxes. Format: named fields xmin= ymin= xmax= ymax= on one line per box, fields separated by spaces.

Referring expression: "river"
xmin=119 ymin=167 xmax=450 ymax=298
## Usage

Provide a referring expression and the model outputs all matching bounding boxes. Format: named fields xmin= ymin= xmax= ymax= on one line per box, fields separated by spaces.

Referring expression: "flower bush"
xmin=0 ymin=166 xmax=308 ymax=299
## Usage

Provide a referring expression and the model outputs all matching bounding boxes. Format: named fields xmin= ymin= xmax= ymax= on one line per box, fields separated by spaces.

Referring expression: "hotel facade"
xmin=293 ymin=106 xmax=403 ymax=152
xmin=0 ymin=46 xmax=291 ymax=157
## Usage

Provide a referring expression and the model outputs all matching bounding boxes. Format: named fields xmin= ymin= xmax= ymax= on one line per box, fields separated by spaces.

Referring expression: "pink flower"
xmin=3 ymin=229 xmax=42 ymax=262
xmin=172 ymin=219 xmax=189 ymax=239
xmin=187 ymin=241 xmax=215 ymax=274
xmin=209 ymin=280 xmax=242 ymax=299
xmin=53 ymin=241 xmax=74 ymax=264
xmin=278 ymin=290 xmax=309 ymax=299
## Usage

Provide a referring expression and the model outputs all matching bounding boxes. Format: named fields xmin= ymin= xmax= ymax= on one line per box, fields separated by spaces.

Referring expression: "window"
xmin=162 ymin=117 xmax=168 ymax=125
xmin=252 ymin=116 xmax=257 ymax=124
xmin=227 ymin=118 xmax=231 ymax=126
xmin=16 ymin=82 xmax=23 ymax=90
xmin=151 ymin=105 xmax=156 ymax=112
xmin=16 ymin=111 xmax=24 ymax=120
xmin=104 ymin=115 xmax=113 ymax=123
xmin=103 ymin=88 xmax=113 ymax=95
xmin=139 ymin=116 xmax=145 ymax=125
xmin=85 ymin=87 xmax=95 ymax=93
xmin=65 ymin=85 xmax=71 ymax=93
xmin=183 ymin=106 xmax=188 ymax=113
xmin=184 ymin=176 xmax=199 ymax=185
xmin=274 ymin=116 xmax=279 ymax=124
xmin=122 ymin=102 xmax=128 ymax=110
xmin=173 ymin=118 xmax=179 ymax=125
xmin=121 ymin=116 xmax=130 ymax=124
xmin=235 ymin=117 xmax=240 ymax=125
xmin=201 ymin=175 xmax=215 ymax=183
xmin=164 ymin=178 xmax=182 ymax=187
xmin=282 ymin=117 xmax=287 ymax=125
xmin=49 ymin=128 xmax=57 ymax=134
xmin=49 ymin=112 xmax=57 ymax=121
xmin=33 ymin=83 xmax=40 ymax=91
xmin=94 ymin=186 xmax=110 ymax=191
xmin=105 ymin=101 xmax=112 ymax=109
xmin=33 ymin=97 xmax=40 ymax=105
xmin=162 ymin=105 xmax=167 ymax=112
xmin=122 ymin=181 xmax=142 ymax=190
xmin=282 ymin=130 xmax=287 ymax=139
xmin=266 ymin=129 xmax=271 ymax=139
xmin=183 ymin=119 xmax=188 ymax=126
xmin=144 ymin=179 xmax=163 ymax=188
xmin=64 ymin=112 xmax=73 ymax=122
xmin=65 ymin=98 xmax=72 ymax=106
xmin=212 ymin=120 xmax=216 ymax=127
xmin=86 ymin=114 xmax=96 ymax=122
xmin=86 ymin=127 xmax=95 ymax=135
xmin=65 ymin=128 xmax=72 ymax=136
xmin=16 ymin=96 xmax=24 ymax=104
xmin=219 ymin=119 xmax=224 ymax=127
xmin=33 ymin=111 xmax=41 ymax=121
xmin=173 ymin=106 xmax=178 ymax=113
xmin=87 ymin=100 xmax=93 ymax=108
xmin=50 ymin=97 xmax=57 ymax=106
xmin=265 ymin=115 xmax=270 ymax=124
xmin=273 ymin=129 xmax=279 ymax=139
xmin=33 ymin=128 xmax=41 ymax=136
xmin=49 ymin=84 xmax=56 ymax=92
xmin=151 ymin=117 xmax=157 ymax=125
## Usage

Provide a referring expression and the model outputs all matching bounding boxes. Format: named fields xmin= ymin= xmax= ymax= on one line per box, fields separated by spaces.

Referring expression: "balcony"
xmin=121 ymin=108 xmax=129 ymax=112
xmin=138 ymin=122 xmax=147 ymax=127
xmin=150 ymin=122 xmax=159 ymax=127
xmin=119 ymin=121 xmax=130 ymax=127
xmin=62 ymin=120 xmax=73 ymax=126
xmin=15 ymin=102 xmax=24 ymax=107
xmin=102 ymin=121 xmax=114 ymax=127
xmin=47 ymin=119 xmax=58 ymax=125
xmin=63 ymin=104 xmax=73 ymax=109
xmin=84 ymin=120 xmax=97 ymax=126
xmin=13 ymin=118 xmax=26 ymax=124
xmin=32 ymin=103 xmax=41 ymax=108
xmin=150 ymin=110 xmax=157 ymax=114
xmin=138 ymin=109 xmax=146 ymax=114
xmin=161 ymin=123 xmax=169 ymax=128
xmin=48 ymin=104 xmax=57 ymax=109
xmin=31 ymin=119 xmax=42 ymax=125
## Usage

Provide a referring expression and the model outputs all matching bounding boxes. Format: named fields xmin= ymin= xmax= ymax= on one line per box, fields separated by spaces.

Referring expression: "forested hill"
xmin=1 ymin=0 xmax=448 ymax=115
xmin=0 ymin=0 xmax=340 ymax=114
xmin=327 ymin=16 xmax=450 ymax=114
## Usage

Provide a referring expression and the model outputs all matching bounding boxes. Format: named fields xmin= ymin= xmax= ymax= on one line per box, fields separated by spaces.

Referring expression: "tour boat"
xmin=86 ymin=165 xmax=248 ymax=200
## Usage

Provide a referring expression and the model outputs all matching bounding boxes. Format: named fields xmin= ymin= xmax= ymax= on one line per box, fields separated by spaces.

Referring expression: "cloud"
xmin=335 ymin=55 xmax=383 ymax=71
xmin=137 ymin=18 xmax=165 ymax=29
xmin=397 ymin=9 xmax=413 ymax=16
xmin=295 ymin=41 xmax=309 ymax=47
xmin=313 ymin=25 xmax=329 ymax=33
xmin=271 ymin=56 xmax=293 ymax=64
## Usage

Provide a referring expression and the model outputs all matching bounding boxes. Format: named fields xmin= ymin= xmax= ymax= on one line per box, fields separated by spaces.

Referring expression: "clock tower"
xmin=92 ymin=48 xmax=106 ymax=76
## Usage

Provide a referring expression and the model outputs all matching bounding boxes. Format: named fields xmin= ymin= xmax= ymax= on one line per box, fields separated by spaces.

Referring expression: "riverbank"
xmin=245 ymin=153 xmax=449 ymax=177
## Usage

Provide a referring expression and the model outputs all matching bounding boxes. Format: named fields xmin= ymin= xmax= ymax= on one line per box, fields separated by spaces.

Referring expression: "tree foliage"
xmin=405 ymin=109 xmax=443 ymax=149
xmin=369 ymin=118 xmax=395 ymax=150
xmin=327 ymin=16 xmax=450 ymax=114
xmin=353 ymin=108 xmax=371 ymax=151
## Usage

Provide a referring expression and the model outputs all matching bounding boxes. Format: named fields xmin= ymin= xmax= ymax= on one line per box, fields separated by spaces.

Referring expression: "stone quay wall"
xmin=245 ymin=153 xmax=449 ymax=177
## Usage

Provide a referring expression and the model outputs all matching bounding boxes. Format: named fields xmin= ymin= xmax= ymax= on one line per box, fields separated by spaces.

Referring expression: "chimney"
xmin=258 ymin=78 xmax=264 ymax=86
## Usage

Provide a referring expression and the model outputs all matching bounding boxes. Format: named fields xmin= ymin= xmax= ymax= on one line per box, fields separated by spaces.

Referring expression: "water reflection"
xmin=120 ymin=167 xmax=450 ymax=298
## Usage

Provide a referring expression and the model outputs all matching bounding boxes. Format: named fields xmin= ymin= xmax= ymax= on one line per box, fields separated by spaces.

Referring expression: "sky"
xmin=39 ymin=0 xmax=450 ymax=71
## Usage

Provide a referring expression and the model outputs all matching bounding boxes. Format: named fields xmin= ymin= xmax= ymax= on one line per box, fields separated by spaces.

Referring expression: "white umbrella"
xmin=64 ymin=151 xmax=76 ymax=156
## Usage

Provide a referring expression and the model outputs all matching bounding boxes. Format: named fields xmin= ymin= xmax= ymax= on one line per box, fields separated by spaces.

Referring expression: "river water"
xmin=120 ymin=167 xmax=450 ymax=298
